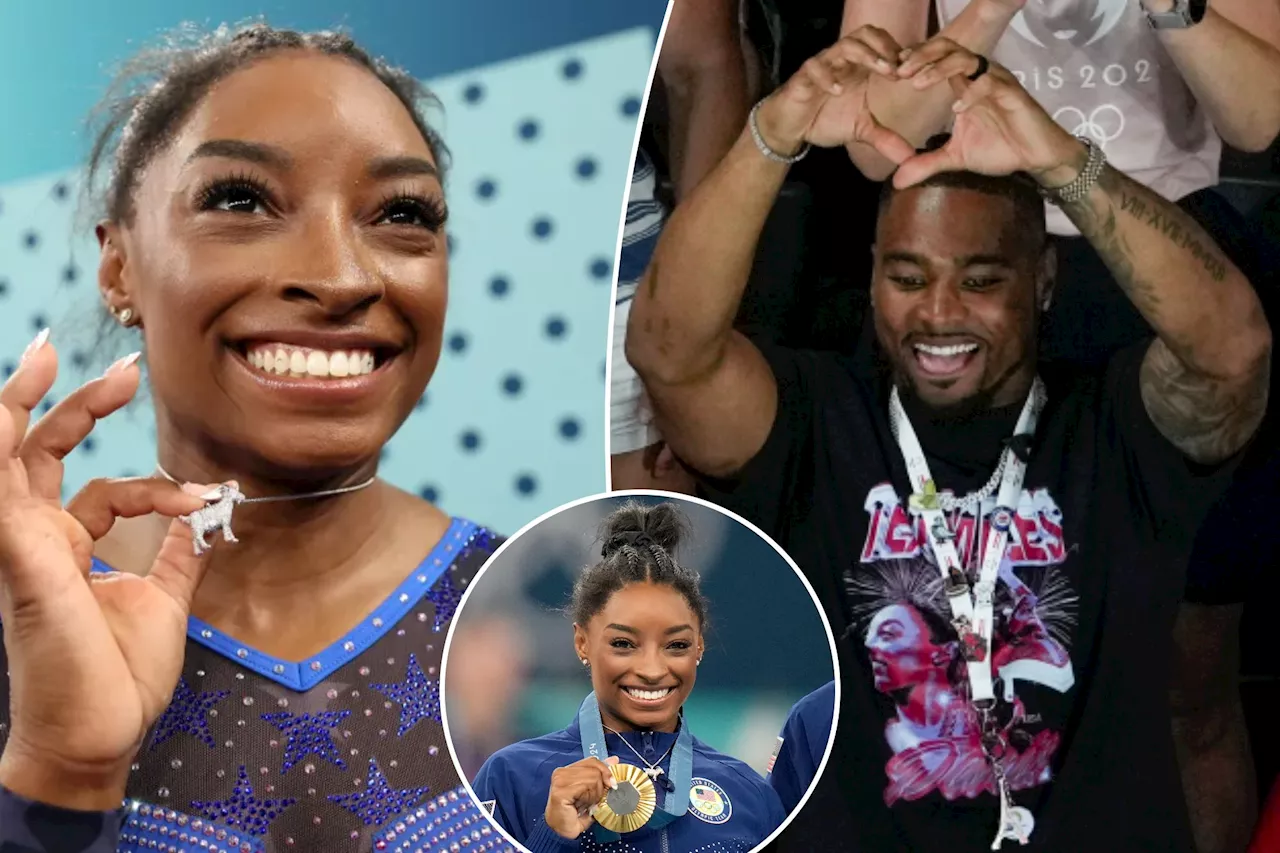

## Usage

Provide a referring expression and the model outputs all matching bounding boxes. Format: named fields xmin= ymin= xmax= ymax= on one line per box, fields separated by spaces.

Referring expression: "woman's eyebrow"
xmin=186 ymin=139 xmax=292 ymax=170
xmin=367 ymin=155 xmax=440 ymax=182
xmin=183 ymin=142 xmax=438 ymax=184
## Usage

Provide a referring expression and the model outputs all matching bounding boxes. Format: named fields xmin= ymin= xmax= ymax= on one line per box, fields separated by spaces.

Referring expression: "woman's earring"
xmin=112 ymin=306 xmax=136 ymax=327
xmin=580 ymin=658 xmax=589 ymax=667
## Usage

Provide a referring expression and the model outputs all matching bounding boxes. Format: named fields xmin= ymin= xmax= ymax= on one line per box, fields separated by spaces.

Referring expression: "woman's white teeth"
xmin=915 ymin=343 xmax=978 ymax=356
xmin=626 ymin=688 xmax=672 ymax=701
xmin=246 ymin=344 xmax=377 ymax=378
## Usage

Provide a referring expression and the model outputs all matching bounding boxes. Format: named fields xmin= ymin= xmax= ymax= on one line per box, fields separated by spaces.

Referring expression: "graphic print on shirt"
xmin=847 ymin=483 xmax=1079 ymax=806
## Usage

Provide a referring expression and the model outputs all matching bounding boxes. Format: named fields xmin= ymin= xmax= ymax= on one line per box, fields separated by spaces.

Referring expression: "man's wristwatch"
xmin=1145 ymin=0 xmax=1208 ymax=29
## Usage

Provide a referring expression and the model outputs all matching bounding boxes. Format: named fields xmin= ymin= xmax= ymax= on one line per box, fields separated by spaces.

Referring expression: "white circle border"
xmin=440 ymin=487 xmax=843 ymax=853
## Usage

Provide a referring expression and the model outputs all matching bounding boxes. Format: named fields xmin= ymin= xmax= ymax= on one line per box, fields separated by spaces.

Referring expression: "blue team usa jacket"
xmin=765 ymin=681 xmax=836 ymax=814
xmin=472 ymin=711 xmax=786 ymax=853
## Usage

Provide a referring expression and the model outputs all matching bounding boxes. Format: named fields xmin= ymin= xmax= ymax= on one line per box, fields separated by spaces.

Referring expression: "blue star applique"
xmin=191 ymin=766 xmax=297 ymax=836
xmin=370 ymin=653 xmax=439 ymax=736
xmin=426 ymin=571 xmax=463 ymax=633
xmin=149 ymin=676 xmax=229 ymax=749
xmin=328 ymin=759 xmax=431 ymax=826
xmin=260 ymin=710 xmax=351 ymax=773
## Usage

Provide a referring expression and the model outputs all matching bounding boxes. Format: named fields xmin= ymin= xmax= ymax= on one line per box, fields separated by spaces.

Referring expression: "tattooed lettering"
xmin=1118 ymin=192 xmax=1227 ymax=281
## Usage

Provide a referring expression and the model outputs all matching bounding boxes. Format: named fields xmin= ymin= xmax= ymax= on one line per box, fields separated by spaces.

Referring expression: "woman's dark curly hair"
xmin=569 ymin=501 xmax=709 ymax=630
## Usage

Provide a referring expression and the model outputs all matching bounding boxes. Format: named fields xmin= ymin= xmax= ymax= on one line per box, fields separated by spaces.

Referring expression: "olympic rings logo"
xmin=1051 ymin=104 xmax=1125 ymax=147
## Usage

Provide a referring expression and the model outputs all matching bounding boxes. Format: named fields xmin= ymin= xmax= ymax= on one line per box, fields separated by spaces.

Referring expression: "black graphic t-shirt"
xmin=699 ymin=343 xmax=1234 ymax=853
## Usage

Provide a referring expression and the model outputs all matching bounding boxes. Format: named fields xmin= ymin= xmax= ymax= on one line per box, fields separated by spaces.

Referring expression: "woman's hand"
xmin=0 ymin=332 xmax=220 ymax=810
xmin=543 ymin=755 xmax=620 ymax=839
xmin=753 ymin=26 xmax=916 ymax=163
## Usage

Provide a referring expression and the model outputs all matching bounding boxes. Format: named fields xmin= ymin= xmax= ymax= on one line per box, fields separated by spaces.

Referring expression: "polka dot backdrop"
xmin=0 ymin=29 xmax=650 ymax=535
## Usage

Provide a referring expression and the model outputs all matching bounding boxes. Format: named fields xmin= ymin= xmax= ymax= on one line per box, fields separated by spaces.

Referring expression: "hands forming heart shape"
xmin=753 ymin=27 xmax=1087 ymax=191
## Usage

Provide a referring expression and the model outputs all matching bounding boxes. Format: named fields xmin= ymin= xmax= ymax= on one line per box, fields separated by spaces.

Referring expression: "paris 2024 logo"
xmin=1009 ymin=0 xmax=1129 ymax=48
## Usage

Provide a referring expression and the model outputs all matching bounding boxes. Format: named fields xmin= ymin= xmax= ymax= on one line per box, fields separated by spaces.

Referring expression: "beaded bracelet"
xmin=1039 ymin=136 xmax=1106 ymax=206
xmin=747 ymin=101 xmax=811 ymax=165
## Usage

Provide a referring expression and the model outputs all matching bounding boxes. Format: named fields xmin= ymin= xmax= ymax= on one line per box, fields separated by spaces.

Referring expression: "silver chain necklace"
xmin=887 ymin=409 xmax=1011 ymax=515
xmin=155 ymin=464 xmax=376 ymax=556
xmin=603 ymin=724 xmax=677 ymax=782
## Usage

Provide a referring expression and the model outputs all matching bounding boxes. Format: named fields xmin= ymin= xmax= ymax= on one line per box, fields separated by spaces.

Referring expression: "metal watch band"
xmin=1039 ymin=137 xmax=1106 ymax=206
xmin=1146 ymin=0 xmax=1203 ymax=28
xmin=748 ymin=101 xmax=811 ymax=165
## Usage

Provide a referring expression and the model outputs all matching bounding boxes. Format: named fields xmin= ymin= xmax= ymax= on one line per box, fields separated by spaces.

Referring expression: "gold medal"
xmin=592 ymin=763 xmax=657 ymax=833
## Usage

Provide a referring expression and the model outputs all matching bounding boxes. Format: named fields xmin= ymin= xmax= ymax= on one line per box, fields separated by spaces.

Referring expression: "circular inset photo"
xmin=441 ymin=491 xmax=839 ymax=852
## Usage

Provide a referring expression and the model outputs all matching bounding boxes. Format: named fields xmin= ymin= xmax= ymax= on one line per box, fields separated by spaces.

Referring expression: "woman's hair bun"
xmin=599 ymin=501 xmax=688 ymax=559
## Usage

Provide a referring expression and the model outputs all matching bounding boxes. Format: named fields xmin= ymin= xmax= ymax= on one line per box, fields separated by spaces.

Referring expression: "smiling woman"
xmin=0 ymin=23 xmax=508 ymax=853
xmin=448 ymin=497 xmax=837 ymax=853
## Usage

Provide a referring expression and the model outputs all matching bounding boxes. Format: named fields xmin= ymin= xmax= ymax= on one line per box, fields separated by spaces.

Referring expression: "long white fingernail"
xmin=106 ymin=351 xmax=142 ymax=374
xmin=21 ymin=328 xmax=50 ymax=363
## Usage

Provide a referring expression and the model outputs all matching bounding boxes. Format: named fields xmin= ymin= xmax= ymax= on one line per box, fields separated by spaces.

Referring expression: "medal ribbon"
xmin=888 ymin=377 xmax=1044 ymax=703
xmin=577 ymin=692 xmax=693 ymax=841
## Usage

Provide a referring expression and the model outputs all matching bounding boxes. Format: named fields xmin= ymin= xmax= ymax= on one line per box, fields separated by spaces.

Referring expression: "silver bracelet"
xmin=748 ymin=101 xmax=811 ymax=165
xmin=1039 ymin=136 xmax=1106 ymax=206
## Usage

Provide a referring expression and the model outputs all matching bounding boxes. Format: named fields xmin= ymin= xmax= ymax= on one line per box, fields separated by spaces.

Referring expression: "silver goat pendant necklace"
xmin=156 ymin=465 xmax=377 ymax=556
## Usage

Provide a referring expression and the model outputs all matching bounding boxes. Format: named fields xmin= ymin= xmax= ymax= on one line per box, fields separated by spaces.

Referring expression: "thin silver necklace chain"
xmin=154 ymin=465 xmax=377 ymax=504
xmin=603 ymin=724 xmax=677 ymax=778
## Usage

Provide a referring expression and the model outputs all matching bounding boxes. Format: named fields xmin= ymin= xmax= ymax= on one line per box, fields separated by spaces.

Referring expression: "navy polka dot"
xmin=418 ymin=485 xmax=440 ymax=502
xmin=515 ymin=473 xmax=538 ymax=496
xmin=463 ymin=83 xmax=484 ymax=104
xmin=31 ymin=314 xmax=47 ymax=332
xmin=518 ymin=119 xmax=540 ymax=141
xmin=562 ymin=59 xmax=583 ymax=79
xmin=380 ymin=447 xmax=391 ymax=462
xmin=545 ymin=316 xmax=568 ymax=339
xmin=489 ymin=276 xmax=511 ymax=298
xmin=71 ymin=351 xmax=89 ymax=370
xmin=39 ymin=399 xmax=54 ymax=414
xmin=2 ymin=362 xmax=15 ymax=379
xmin=415 ymin=393 xmax=428 ymax=411
xmin=81 ymin=437 xmax=96 ymax=453
xmin=558 ymin=417 xmax=581 ymax=440
xmin=621 ymin=96 xmax=641 ymax=117
xmin=447 ymin=234 xmax=457 ymax=255
xmin=531 ymin=218 xmax=554 ymax=240
xmin=22 ymin=231 xmax=39 ymax=250
xmin=590 ymin=258 xmax=611 ymax=280
xmin=0 ymin=278 xmax=9 ymax=298
xmin=476 ymin=178 xmax=497 ymax=200
xmin=502 ymin=373 xmax=523 ymax=396
xmin=62 ymin=264 xmax=77 ymax=284
xmin=52 ymin=182 xmax=68 ymax=201
xmin=448 ymin=332 xmax=468 ymax=354
xmin=460 ymin=430 xmax=482 ymax=452
xmin=576 ymin=157 xmax=597 ymax=179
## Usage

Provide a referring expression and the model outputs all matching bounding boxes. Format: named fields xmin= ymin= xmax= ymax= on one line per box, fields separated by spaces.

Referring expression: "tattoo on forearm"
xmin=1140 ymin=340 xmax=1269 ymax=463
xmin=1116 ymin=191 xmax=1227 ymax=282
xmin=1064 ymin=169 xmax=1161 ymax=314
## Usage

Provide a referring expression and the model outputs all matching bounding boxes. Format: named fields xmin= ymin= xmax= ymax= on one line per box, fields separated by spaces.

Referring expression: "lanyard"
xmin=577 ymin=692 xmax=694 ymax=842
xmin=888 ymin=378 xmax=1044 ymax=702
xmin=888 ymin=379 xmax=1045 ymax=849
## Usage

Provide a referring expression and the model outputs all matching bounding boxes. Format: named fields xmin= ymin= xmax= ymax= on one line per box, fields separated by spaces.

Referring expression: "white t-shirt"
xmin=936 ymin=0 xmax=1221 ymax=236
